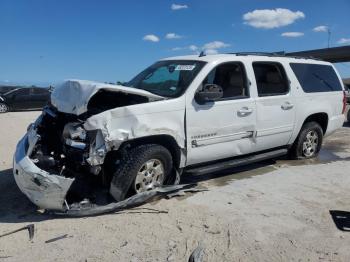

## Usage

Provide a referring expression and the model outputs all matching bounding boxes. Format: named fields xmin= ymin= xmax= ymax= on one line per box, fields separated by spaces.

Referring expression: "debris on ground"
xmin=54 ymin=183 xmax=203 ymax=217
xmin=188 ymin=245 xmax=205 ymax=262
xmin=0 ymin=224 xmax=34 ymax=241
xmin=45 ymin=234 xmax=70 ymax=244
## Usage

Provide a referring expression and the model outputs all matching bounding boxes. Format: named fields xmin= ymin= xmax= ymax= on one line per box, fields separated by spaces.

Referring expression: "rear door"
xmin=186 ymin=62 xmax=257 ymax=165
xmin=251 ymin=62 xmax=296 ymax=151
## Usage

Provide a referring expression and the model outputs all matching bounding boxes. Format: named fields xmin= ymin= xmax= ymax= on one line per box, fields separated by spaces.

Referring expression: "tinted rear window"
xmin=290 ymin=63 xmax=342 ymax=93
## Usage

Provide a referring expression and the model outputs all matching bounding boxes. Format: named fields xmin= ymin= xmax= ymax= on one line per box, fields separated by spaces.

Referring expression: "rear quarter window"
xmin=290 ymin=63 xmax=342 ymax=93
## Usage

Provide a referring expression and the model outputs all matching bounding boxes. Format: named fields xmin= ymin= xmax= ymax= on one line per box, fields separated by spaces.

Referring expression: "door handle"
xmin=281 ymin=102 xmax=294 ymax=110
xmin=238 ymin=107 xmax=253 ymax=116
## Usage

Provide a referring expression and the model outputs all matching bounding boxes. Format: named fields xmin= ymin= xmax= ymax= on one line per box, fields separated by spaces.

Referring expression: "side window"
xmin=253 ymin=62 xmax=289 ymax=97
xmin=16 ymin=88 xmax=30 ymax=96
xmin=203 ymin=62 xmax=248 ymax=99
xmin=32 ymin=88 xmax=48 ymax=94
xmin=290 ymin=63 xmax=343 ymax=93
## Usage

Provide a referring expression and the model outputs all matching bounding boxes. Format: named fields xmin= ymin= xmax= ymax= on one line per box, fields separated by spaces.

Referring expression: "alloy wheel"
xmin=302 ymin=130 xmax=319 ymax=157
xmin=134 ymin=159 xmax=165 ymax=193
xmin=0 ymin=103 xmax=8 ymax=113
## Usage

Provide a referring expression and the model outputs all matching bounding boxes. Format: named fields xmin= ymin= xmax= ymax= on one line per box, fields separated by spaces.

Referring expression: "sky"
xmin=0 ymin=0 xmax=349 ymax=86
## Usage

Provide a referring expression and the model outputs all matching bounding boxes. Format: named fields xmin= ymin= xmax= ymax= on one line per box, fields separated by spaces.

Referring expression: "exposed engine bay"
xmin=29 ymin=107 xmax=111 ymax=208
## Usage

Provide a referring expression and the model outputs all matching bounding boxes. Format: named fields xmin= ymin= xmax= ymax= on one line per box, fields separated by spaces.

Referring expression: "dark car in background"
xmin=0 ymin=87 xmax=51 ymax=113
xmin=0 ymin=85 xmax=18 ymax=95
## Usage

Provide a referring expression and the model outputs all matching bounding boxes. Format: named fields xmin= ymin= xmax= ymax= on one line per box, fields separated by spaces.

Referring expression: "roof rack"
xmin=230 ymin=52 xmax=286 ymax=57
xmin=227 ymin=51 xmax=322 ymax=60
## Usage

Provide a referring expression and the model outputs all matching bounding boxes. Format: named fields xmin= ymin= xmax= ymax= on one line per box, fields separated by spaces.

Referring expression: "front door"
xmin=186 ymin=62 xmax=257 ymax=165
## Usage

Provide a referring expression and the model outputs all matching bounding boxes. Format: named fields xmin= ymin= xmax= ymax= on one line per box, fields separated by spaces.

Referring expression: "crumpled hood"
xmin=51 ymin=79 xmax=164 ymax=115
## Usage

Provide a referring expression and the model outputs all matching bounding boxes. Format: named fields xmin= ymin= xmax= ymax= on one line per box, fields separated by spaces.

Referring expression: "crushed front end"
xmin=12 ymin=79 xmax=184 ymax=212
xmin=13 ymin=107 xmax=111 ymax=211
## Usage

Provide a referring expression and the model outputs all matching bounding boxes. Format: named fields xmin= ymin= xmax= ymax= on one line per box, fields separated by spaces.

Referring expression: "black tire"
xmin=0 ymin=103 xmax=9 ymax=113
xmin=289 ymin=121 xmax=323 ymax=159
xmin=109 ymin=144 xmax=173 ymax=201
xmin=347 ymin=108 xmax=350 ymax=123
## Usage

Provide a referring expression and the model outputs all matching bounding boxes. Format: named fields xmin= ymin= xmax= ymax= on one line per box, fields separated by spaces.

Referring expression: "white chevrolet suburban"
xmin=13 ymin=53 xmax=346 ymax=211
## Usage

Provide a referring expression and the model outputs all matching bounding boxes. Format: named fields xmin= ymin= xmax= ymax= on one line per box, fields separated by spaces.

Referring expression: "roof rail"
xmin=227 ymin=51 xmax=322 ymax=60
xmin=231 ymin=52 xmax=286 ymax=57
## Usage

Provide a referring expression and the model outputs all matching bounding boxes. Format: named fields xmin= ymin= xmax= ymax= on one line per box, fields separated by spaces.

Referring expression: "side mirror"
xmin=195 ymin=84 xmax=223 ymax=104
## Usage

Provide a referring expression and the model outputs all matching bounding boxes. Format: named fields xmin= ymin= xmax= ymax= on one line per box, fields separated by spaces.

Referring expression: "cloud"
xmin=171 ymin=41 xmax=229 ymax=55
xmin=338 ymin=38 xmax=350 ymax=45
xmin=281 ymin=32 xmax=304 ymax=37
xmin=243 ymin=8 xmax=305 ymax=29
xmin=171 ymin=4 xmax=188 ymax=10
xmin=143 ymin=34 xmax=160 ymax=42
xmin=189 ymin=45 xmax=198 ymax=51
xmin=313 ymin=25 xmax=328 ymax=32
xmin=165 ymin=33 xmax=183 ymax=39
xmin=172 ymin=45 xmax=198 ymax=52
xmin=202 ymin=41 xmax=230 ymax=55
xmin=202 ymin=41 xmax=230 ymax=50
xmin=204 ymin=49 xmax=219 ymax=55
xmin=171 ymin=47 xmax=183 ymax=51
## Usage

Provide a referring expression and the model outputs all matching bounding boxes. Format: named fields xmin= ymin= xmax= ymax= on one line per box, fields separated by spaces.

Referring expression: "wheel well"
xmin=118 ymin=135 xmax=182 ymax=169
xmin=303 ymin=113 xmax=328 ymax=134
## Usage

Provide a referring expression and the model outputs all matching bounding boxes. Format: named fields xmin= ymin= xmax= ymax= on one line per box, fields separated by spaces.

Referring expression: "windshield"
xmin=126 ymin=60 xmax=206 ymax=98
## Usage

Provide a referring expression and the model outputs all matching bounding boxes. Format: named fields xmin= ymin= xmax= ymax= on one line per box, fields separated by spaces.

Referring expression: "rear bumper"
xmin=13 ymin=128 xmax=74 ymax=211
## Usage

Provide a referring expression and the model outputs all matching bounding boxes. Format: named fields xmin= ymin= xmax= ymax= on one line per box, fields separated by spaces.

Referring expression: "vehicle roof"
xmin=161 ymin=53 xmax=332 ymax=65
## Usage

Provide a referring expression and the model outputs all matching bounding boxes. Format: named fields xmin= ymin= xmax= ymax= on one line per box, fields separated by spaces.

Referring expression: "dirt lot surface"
xmin=1 ymin=111 xmax=350 ymax=261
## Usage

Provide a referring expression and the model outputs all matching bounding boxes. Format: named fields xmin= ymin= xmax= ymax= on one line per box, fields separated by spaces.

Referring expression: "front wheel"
xmin=109 ymin=144 xmax=173 ymax=201
xmin=0 ymin=103 xmax=9 ymax=113
xmin=289 ymin=122 xmax=323 ymax=159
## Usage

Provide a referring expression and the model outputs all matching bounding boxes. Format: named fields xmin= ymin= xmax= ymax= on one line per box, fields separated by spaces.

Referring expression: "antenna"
xmin=327 ymin=27 xmax=331 ymax=48
xmin=199 ymin=51 xmax=206 ymax=57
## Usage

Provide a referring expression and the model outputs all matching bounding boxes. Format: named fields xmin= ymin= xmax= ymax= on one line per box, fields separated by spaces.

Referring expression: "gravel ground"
xmin=0 ymin=111 xmax=350 ymax=261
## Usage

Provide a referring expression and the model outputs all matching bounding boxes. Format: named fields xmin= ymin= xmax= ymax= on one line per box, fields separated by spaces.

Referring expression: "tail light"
xmin=342 ymin=91 xmax=347 ymax=114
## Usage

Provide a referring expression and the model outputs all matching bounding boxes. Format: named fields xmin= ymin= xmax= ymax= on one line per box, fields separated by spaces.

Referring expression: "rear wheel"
xmin=0 ymin=103 xmax=9 ymax=113
xmin=109 ymin=144 xmax=173 ymax=201
xmin=290 ymin=122 xmax=323 ymax=159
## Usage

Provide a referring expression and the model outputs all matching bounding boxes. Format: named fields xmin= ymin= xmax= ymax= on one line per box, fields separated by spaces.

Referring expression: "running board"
xmin=185 ymin=148 xmax=288 ymax=175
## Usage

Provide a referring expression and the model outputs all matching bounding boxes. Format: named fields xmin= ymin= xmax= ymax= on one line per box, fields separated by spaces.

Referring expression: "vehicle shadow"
xmin=0 ymin=168 xmax=51 ymax=223
xmin=329 ymin=210 xmax=350 ymax=232
xmin=181 ymin=159 xmax=276 ymax=185
xmin=1 ymin=159 xmax=275 ymax=223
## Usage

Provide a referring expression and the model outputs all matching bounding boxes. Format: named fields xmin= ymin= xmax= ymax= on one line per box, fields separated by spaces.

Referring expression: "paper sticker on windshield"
xmin=175 ymin=65 xmax=196 ymax=71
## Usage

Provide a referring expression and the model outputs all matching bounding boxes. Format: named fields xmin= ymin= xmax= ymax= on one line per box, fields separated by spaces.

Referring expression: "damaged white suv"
xmin=13 ymin=53 xmax=346 ymax=211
